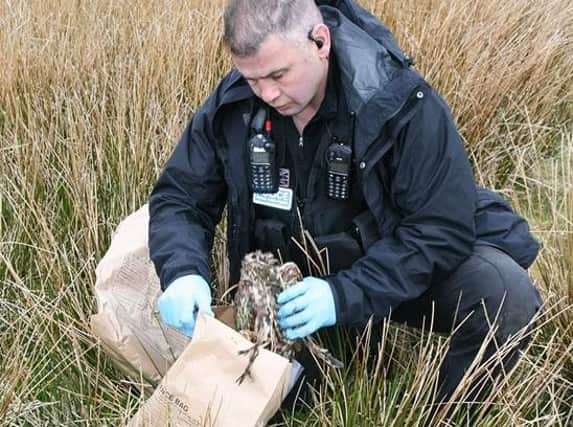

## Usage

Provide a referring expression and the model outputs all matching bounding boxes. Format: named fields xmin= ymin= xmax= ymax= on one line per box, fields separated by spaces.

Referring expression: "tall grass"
xmin=0 ymin=0 xmax=571 ymax=425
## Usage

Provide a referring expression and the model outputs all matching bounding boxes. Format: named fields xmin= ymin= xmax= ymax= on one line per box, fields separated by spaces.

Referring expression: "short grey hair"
xmin=223 ymin=0 xmax=323 ymax=57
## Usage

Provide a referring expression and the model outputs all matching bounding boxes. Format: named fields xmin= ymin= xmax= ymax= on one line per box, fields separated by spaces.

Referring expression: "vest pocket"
xmin=351 ymin=209 xmax=381 ymax=252
xmin=315 ymin=232 xmax=364 ymax=272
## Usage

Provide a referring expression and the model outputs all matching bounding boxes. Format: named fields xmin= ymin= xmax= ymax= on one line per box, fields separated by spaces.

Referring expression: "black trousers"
xmin=280 ymin=244 xmax=543 ymax=412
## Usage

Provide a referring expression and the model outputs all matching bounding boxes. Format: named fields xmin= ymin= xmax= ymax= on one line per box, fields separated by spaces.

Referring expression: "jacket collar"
xmin=320 ymin=5 xmax=423 ymax=159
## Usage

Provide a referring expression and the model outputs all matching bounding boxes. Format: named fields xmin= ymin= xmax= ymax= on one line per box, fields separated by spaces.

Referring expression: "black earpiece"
xmin=307 ymin=30 xmax=324 ymax=49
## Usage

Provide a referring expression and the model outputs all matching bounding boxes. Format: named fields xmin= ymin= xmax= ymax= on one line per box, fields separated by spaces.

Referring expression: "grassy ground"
xmin=1 ymin=0 xmax=571 ymax=425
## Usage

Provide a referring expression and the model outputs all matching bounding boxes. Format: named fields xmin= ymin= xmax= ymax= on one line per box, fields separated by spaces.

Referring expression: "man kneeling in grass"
xmin=148 ymin=0 xmax=543 ymax=417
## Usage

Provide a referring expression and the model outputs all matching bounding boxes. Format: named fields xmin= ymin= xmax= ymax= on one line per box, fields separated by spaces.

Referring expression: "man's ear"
xmin=309 ymin=23 xmax=331 ymax=57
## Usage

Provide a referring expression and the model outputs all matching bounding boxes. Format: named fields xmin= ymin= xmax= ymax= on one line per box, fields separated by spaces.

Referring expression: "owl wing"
xmin=277 ymin=262 xmax=303 ymax=291
xmin=234 ymin=278 xmax=256 ymax=332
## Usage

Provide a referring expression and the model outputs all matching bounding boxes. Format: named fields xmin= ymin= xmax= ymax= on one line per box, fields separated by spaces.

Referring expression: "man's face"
xmin=232 ymin=33 xmax=328 ymax=121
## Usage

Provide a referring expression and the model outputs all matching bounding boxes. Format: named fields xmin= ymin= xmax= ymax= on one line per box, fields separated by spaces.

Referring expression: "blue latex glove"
xmin=158 ymin=274 xmax=214 ymax=337
xmin=277 ymin=277 xmax=336 ymax=340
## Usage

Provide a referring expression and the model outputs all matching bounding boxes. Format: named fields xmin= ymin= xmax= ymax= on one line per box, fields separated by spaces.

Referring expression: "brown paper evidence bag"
xmin=90 ymin=205 xmax=301 ymax=427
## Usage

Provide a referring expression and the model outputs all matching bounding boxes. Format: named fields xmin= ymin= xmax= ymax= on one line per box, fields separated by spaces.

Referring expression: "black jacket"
xmin=149 ymin=0 xmax=539 ymax=326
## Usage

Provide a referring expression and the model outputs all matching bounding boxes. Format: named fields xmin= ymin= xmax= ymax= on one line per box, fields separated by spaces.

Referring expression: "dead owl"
xmin=233 ymin=250 xmax=343 ymax=384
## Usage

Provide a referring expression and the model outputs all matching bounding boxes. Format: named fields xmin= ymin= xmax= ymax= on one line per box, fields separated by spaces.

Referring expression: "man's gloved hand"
xmin=277 ymin=276 xmax=336 ymax=340
xmin=158 ymin=274 xmax=214 ymax=337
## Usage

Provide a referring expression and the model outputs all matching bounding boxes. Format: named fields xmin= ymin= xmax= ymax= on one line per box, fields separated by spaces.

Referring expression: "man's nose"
xmin=259 ymin=80 xmax=280 ymax=104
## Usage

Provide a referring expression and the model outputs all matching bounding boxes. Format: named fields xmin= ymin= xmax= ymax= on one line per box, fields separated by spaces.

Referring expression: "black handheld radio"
xmin=326 ymin=139 xmax=352 ymax=200
xmin=326 ymin=112 xmax=355 ymax=200
xmin=248 ymin=108 xmax=279 ymax=193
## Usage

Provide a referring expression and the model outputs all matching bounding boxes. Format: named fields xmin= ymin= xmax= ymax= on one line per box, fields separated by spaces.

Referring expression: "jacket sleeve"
xmin=328 ymin=88 xmax=477 ymax=326
xmin=148 ymin=96 xmax=227 ymax=291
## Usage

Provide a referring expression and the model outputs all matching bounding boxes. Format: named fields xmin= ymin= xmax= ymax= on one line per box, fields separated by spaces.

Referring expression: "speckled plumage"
xmin=233 ymin=251 xmax=342 ymax=384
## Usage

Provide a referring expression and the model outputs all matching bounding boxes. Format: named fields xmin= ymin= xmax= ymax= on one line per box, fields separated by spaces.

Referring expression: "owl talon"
xmin=236 ymin=368 xmax=253 ymax=385
xmin=236 ymin=341 xmax=265 ymax=385
xmin=238 ymin=342 xmax=256 ymax=356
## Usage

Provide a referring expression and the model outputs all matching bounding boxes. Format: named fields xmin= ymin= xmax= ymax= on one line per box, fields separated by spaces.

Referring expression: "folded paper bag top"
xmin=128 ymin=312 xmax=300 ymax=427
